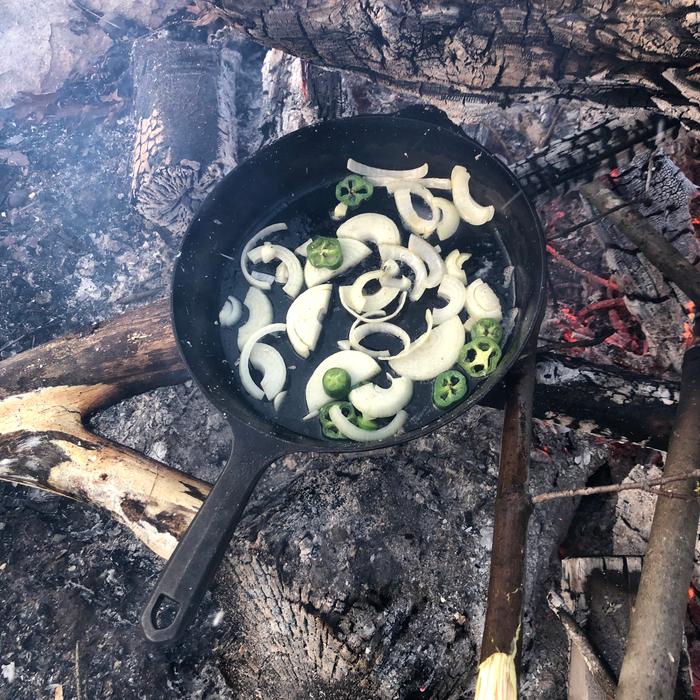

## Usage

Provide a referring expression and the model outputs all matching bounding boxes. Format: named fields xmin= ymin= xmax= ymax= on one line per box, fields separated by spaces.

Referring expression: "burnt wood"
xmin=212 ymin=0 xmax=700 ymax=125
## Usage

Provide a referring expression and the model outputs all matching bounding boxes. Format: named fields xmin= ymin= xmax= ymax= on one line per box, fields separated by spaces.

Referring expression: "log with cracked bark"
xmin=210 ymin=0 xmax=700 ymax=124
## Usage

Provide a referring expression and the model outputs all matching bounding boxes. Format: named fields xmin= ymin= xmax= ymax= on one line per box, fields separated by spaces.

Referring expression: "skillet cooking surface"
xmin=173 ymin=115 xmax=546 ymax=452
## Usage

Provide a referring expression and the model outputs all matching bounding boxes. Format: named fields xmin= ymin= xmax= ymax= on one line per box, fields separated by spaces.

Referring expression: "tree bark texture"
xmin=213 ymin=0 xmax=700 ymax=125
xmin=616 ymin=340 xmax=700 ymax=699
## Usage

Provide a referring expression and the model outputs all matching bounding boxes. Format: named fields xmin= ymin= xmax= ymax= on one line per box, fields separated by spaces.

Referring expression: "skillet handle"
xmin=141 ymin=425 xmax=285 ymax=643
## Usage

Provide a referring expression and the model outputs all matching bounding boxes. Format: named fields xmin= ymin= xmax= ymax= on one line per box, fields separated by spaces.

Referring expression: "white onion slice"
xmin=408 ymin=235 xmax=445 ymax=289
xmin=286 ymin=284 xmax=332 ymax=358
xmin=348 ymin=375 xmax=414 ymax=420
xmin=337 ymin=339 xmax=352 ymax=351
xmin=332 ymin=202 xmax=348 ymax=221
xmin=339 ymin=288 xmax=407 ymax=323
xmin=464 ymin=279 xmax=503 ymax=321
xmin=394 ymin=185 xmax=439 ymax=237
xmin=347 ymin=158 xmax=428 ymax=180
xmin=273 ymin=391 xmax=287 ymax=412
xmin=432 ymin=275 xmax=467 ymax=325
xmin=248 ymin=243 xmax=303 ymax=298
xmin=305 ymin=350 xmax=381 ymax=413
xmin=389 ymin=315 xmax=465 ymax=381
xmin=379 ymin=274 xmax=412 ymax=291
xmin=435 ymin=197 xmax=461 ymax=240
xmin=241 ymin=223 xmax=288 ymax=290
xmin=341 ymin=269 xmax=401 ymax=314
xmin=295 ymin=239 xmax=311 ymax=256
xmin=218 ymin=296 xmax=242 ymax=327
xmin=304 ymin=238 xmax=372 ymax=287
xmin=250 ymin=343 xmax=287 ymax=400
xmin=275 ymin=262 xmax=289 ymax=284
xmin=390 ymin=309 xmax=434 ymax=360
xmin=444 ymin=249 xmax=472 ymax=284
xmin=451 ymin=166 xmax=495 ymax=226
xmin=336 ymin=213 xmax=401 ymax=246
xmin=328 ymin=404 xmax=408 ymax=442
xmin=250 ymin=270 xmax=276 ymax=285
xmin=378 ymin=244 xmax=428 ymax=301
xmin=237 ymin=287 xmax=273 ymax=350
xmin=348 ymin=319 xmax=411 ymax=358
xmin=239 ymin=323 xmax=286 ymax=400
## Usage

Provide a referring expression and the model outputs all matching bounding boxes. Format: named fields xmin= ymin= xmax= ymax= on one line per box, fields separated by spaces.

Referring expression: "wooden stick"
xmin=532 ymin=469 xmax=700 ymax=504
xmin=479 ymin=333 xmax=537 ymax=671
xmin=580 ymin=183 xmax=700 ymax=305
xmin=616 ymin=338 xmax=700 ymax=699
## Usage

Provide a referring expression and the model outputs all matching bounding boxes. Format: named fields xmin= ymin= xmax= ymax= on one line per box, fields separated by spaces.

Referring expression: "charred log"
xmin=130 ymin=34 xmax=240 ymax=234
xmin=211 ymin=0 xmax=700 ymax=125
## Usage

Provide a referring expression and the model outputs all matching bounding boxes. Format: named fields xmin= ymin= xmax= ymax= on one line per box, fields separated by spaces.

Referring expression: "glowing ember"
xmin=689 ymin=585 xmax=696 ymax=601
xmin=609 ymin=168 xmax=620 ymax=179
xmin=682 ymin=301 xmax=697 ymax=345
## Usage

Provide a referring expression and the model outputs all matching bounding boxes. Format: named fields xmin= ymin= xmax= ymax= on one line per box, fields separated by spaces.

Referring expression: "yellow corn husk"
xmin=474 ymin=652 xmax=517 ymax=700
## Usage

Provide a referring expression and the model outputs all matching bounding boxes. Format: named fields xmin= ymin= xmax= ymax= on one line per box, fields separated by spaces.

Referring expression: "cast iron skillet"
xmin=142 ymin=108 xmax=547 ymax=642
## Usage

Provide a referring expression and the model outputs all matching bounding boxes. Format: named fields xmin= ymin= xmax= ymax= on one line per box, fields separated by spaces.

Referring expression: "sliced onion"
xmin=239 ymin=323 xmax=286 ymax=400
xmin=272 ymin=390 xmax=287 ymax=412
xmin=305 ymin=350 xmax=381 ymax=413
xmin=378 ymin=244 xmax=428 ymax=301
xmin=435 ymin=197 xmax=461 ymax=240
xmin=394 ymin=185 xmax=439 ymax=237
xmin=275 ymin=262 xmax=289 ymax=284
xmin=464 ymin=279 xmax=503 ymax=321
xmin=432 ymin=274 xmax=467 ymax=325
xmin=337 ymin=339 xmax=352 ymax=351
xmin=348 ymin=319 xmax=411 ymax=358
xmin=379 ymin=274 xmax=412 ymax=291
xmin=339 ymin=288 xmax=407 ymax=323
xmin=295 ymin=239 xmax=311 ymax=256
xmin=332 ymin=202 xmax=348 ymax=221
xmin=347 ymin=158 xmax=428 ymax=180
xmin=445 ymin=249 xmax=472 ymax=284
xmin=328 ymin=404 xmax=408 ymax=442
xmin=304 ymin=238 xmax=372 ymax=287
xmin=250 ymin=343 xmax=286 ymax=400
xmin=286 ymin=284 xmax=332 ymax=358
xmin=389 ymin=315 xmax=465 ymax=381
xmin=218 ymin=296 xmax=242 ymax=327
xmin=348 ymin=375 xmax=414 ymax=420
xmin=237 ymin=287 xmax=273 ymax=350
xmin=248 ymin=243 xmax=303 ymax=298
xmin=241 ymin=223 xmax=288 ymax=290
xmin=341 ymin=269 xmax=401 ymax=314
xmin=390 ymin=309 xmax=434 ymax=360
xmin=451 ymin=166 xmax=495 ymax=226
xmin=250 ymin=270 xmax=276 ymax=285
xmin=408 ymin=235 xmax=445 ymax=289
xmin=336 ymin=213 xmax=401 ymax=246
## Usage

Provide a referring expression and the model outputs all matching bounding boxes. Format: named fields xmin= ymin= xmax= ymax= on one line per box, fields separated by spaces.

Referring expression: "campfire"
xmin=1 ymin=3 xmax=699 ymax=699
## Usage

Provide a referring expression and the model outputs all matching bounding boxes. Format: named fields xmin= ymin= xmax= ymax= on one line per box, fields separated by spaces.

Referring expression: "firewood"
xmin=0 ymin=300 xmax=208 ymax=559
xmin=616 ymin=336 xmax=700 ymax=699
xmin=130 ymin=34 xmax=240 ymax=234
xmin=210 ymin=1 xmax=700 ymax=125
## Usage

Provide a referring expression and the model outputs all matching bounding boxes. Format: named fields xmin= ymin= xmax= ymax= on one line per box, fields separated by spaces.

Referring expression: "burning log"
xmin=210 ymin=0 xmax=700 ymax=125
xmin=130 ymin=34 xmax=240 ymax=234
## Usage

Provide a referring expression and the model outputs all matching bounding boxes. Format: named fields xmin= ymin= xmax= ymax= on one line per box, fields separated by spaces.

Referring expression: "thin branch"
xmin=546 ymin=244 xmax=618 ymax=290
xmin=532 ymin=469 xmax=700 ymax=504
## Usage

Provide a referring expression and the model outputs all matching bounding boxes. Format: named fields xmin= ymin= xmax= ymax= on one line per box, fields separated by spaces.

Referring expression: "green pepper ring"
xmin=335 ymin=175 xmax=373 ymax=208
xmin=322 ymin=367 xmax=352 ymax=399
xmin=432 ymin=369 xmax=469 ymax=409
xmin=458 ymin=337 xmax=502 ymax=378
xmin=307 ymin=236 xmax=344 ymax=270
xmin=470 ymin=318 xmax=504 ymax=345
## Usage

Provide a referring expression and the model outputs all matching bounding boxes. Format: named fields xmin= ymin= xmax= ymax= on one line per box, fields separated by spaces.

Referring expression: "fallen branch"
xmin=478 ymin=333 xmax=537 ymax=693
xmin=0 ymin=300 xmax=209 ymax=559
xmin=616 ymin=334 xmax=700 ymax=699
xmin=532 ymin=469 xmax=700 ymax=504
xmin=546 ymin=243 xmax=618 ymax=290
